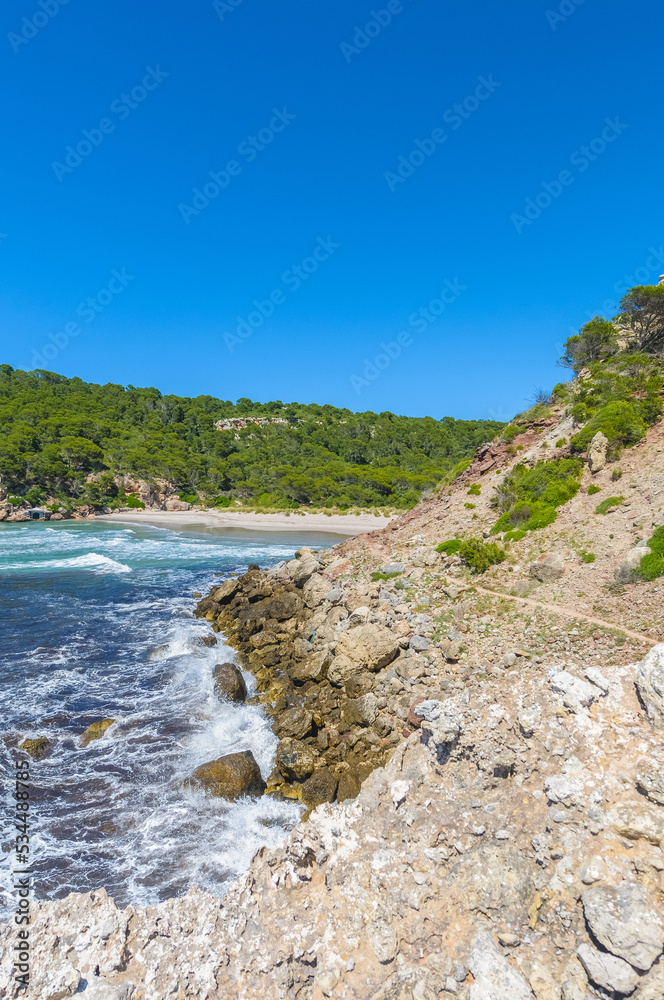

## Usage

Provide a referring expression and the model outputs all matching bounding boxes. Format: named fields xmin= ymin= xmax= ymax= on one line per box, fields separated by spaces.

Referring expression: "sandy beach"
xmin=94 ymin=508 xmax=394 ymax=535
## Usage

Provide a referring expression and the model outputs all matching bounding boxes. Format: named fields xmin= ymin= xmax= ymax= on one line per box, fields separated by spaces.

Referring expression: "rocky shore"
xmin=192 ymin=548 xmax=411 ymax=810
xmin=2 ymin=401 xmax=664 ymax=1000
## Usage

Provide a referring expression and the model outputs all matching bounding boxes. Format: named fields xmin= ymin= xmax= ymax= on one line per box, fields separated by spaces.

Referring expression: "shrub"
xmin=579 ymin=550 xmax=596 ymax=563
xmin=635 ymin=526 xmax=664 ymax=581
xmin=458 ymin=538 xmax=506 ymax=574
xmin=371 ymin=571 xmax=401 ymax=582
xmin=437 ymin=537 xmax=505 ymax=572
xmin=494 ymin=499 xmax=558 ymax=534
xmin=464 ymin=502 xmax=476 ymax=509
xmin=503 ymin=424 xmax=521 ymax=444
xmin=492 ymin=457 xmax=583 ymax=535
xmin=555 ymin=438 xmax=566 ymax=448
xmin=503 ymin=528 xmax=526 ymax=542
xmin=587 ymin=485 xmax=601 ymax=495
xmin=612 ymin=468 xmax=623 ymax=481
xmin=125 ymin=494 xmax=146 ymax=509
xmin=571 ymin=401 xmax=648 ymax=457
xmin=178 ymin=492 xmax=200 ymax=505
xmin=595 ymin=495 xmax=624 ymax=515
xmin=467 ymin=484 xmax=481 ymax=495
xmin=436 ymin=539 xmax=462 ymax=555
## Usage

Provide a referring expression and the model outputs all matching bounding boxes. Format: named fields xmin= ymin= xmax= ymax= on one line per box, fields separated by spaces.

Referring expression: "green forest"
xmin=0 ymin=365 xmax=503 ymax=510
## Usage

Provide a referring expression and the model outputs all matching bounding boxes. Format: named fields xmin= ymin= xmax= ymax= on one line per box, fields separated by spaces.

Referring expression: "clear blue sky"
xmin=1 ymin=0 xmax=662 ymax=421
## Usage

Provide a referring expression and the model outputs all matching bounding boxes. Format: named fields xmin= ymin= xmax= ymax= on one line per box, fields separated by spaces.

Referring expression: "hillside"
xmin=0 ymin=365 xmax=502 ymax=513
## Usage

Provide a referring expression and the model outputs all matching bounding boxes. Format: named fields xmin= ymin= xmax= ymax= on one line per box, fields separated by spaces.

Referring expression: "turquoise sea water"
xmin=0 ymin=519 xmax=345 ymax=909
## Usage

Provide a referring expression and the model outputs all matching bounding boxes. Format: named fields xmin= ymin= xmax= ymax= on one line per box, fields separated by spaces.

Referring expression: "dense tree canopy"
xmin=0 ymin=366 xmax=503 ymax=509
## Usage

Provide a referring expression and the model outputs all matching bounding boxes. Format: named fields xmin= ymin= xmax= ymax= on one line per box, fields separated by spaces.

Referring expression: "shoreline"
xmin=94 ymin=508 xmax=393 ymax=534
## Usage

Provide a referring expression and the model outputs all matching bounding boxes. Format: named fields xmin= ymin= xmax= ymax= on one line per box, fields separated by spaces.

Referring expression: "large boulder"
xmin=286 ymin=555 xmax=320 ymax=586
xmin=576 ymin=943 xmax=638 ymax=995
xmin=608 ymin=803 xmax=664 ymax=845
xmin=300 ymin=767 xmax=338 ymax=809
xmin=636 ymin=769 xmax=664 ymax=805
xmin=213 ymin=662 xmax=247 ymax=703
xmin=302 ymin=573 xmax=334 ymax=608
xmin=274 ymin=707 xmax=313 ymax=740
xmin=19 ymin=736 xmax=50 ymax=759
xmin=588 ymin=431 xmax=609 ymax=473
xmin=188 ymin=751 xmax=265 ymax=800
xmin=290 ymin=650 xmax=332 ymax=685
xmin=636 ymin=645 xmax=664 ymax=727
xmin=616 ymin=545 xmax=650 ymax=584
xmin=80 ymin=719 xmax=115 ymax=748
xmin=468 ymin=930 xmax=534 ymax=1000
xmin=344 ymin=693 xmax=378 ymax=727
xmin=211 ymin=578 xmax=241 ymax=604
xmin=276 ymin=738 xmax=317 ymax=780
xmin=582 ymin=883 xmax=664 ymax=971
xmin=328 ymin=624 xmax=399 ymax=687
xmin=164 ymin=499 xmax=191 ymax=511
xmin=529 ymin=552 xmax=566 ymax=583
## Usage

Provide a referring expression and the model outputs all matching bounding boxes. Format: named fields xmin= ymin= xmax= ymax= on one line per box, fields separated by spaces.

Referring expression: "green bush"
xmin=587 ymin=485 xmax=601 ymax=495
xmin=125 ymin=494 xmax=146 ymax=509
xmin=436 ymin=536 xmax=505 ymax=572
xmin=458 ymin=538 xmax=506 ymax=574
xmin=612 ymin=468 xmax=623 ymax=481
xmin=371 ymin=571 xmax=401 ymax=582
xmin=571 ymin=401 xmax=648 ymax=457
xmin=503 ymin=424 xmax=521 ymax=444
xmin=467 ymin=484 xmax=481 ymax=495
xmin=595 ymin=495 xmax=624 ymax=515
xmin=635 ymin=526 xmax=664 ymax=581
xmin=555 ymin=438 xmax=566 ymax=448
xmin=579 ymin=550 xmax=596 ymax=563
xmin=503 ymin=528 xmax=526 ymax=542
xmin=436 ymin=539 xmax=462 ymax=555
xmin=178 ymin=492 xmax=200 ymax=505
xmin=494 ymin=499 xmax=558 ymax=534
xmin=464 ymin=502 xmax=476 ymax=509
xmin=492 ymin=458 xmax=583 ymax=535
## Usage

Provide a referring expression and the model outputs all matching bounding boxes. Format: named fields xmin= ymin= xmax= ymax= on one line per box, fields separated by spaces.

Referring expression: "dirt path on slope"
xmin=473 ymin=586 xmax=658 ymax=647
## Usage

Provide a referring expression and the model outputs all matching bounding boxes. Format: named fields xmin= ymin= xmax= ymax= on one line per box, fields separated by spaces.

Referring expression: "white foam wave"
xmin=1 ymin=552 xmax=132 ymax=574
